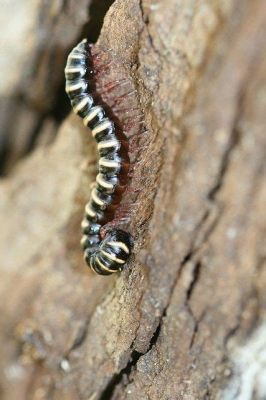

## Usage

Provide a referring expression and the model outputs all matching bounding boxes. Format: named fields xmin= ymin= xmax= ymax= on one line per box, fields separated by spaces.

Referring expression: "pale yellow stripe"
xmin=66 ymin=81 xmax=85 ymax=93
xmin=69 ymin=53 xmax=84 ymax=60
xmin=80 ymin=235 xmax=87 ymax=247
xmin=85 ymin=203 xmax=96 ymax=218
xmin=73 ymin=97 xmax=90 ymax=113
xmin=101 ymin=250 xmax=125 ymax=264
xmin=81 ymin=219 xmax=89 ymax=229
xmin=95 ymin=256 xmax=118 ymax=273
xmin=99 ymin=158 xmax=120 ymax=168
xmin=89 ymin=263 xmax=98 ymax=274
xmin=65 ymin=66 xmax=86 ymax=74
xmin=97 ymin=140 xmax=118 ymax=150
xmin=108 ymin=241 xmax=130 ymax=254
xmin=92 ymin=120 xmax=112 ymax=137
xmin=83 ymin=106 xmax=102 ymax=126
xmin=83 ymin=254 xmax=101 ymax=275
xmin=91 ymin=189 xmax=105 ymax=207
xmin=96 ymin=174 xmax=114 ymax=190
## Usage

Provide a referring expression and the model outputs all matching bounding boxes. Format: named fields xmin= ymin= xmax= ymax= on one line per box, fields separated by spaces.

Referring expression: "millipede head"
xmin=86 ymin=229 xmax=133 ymax=275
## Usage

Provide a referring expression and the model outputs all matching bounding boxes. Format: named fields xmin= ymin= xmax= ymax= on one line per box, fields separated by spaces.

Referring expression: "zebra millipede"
xmin=65 ymin=39 xmax=133 ymax=275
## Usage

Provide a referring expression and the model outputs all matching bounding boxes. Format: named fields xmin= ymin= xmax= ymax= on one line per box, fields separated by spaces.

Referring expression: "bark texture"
xmin=0 ymin=0 xmax=265 ymax=399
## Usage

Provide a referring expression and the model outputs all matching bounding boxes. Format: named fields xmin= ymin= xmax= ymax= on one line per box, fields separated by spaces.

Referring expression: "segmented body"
xmin=65 ymin=39 xmax=132 ymax=275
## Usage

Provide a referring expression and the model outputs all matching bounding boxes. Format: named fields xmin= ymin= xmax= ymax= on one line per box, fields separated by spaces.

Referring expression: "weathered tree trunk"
xmin=0 ymin=1 xmax=265 ymax=399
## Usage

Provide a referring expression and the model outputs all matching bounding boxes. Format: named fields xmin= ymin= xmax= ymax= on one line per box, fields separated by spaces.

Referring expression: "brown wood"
xmin=0 ymin=0 xmax=265 ymax=399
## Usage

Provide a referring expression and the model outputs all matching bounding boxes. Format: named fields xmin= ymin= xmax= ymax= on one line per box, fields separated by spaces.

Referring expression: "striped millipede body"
xmin=65 ymin=39 xmax=133 ymax=275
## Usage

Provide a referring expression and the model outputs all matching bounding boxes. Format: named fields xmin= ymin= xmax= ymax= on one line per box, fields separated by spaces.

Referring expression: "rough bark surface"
xmin=0 ymin=1 xmax=265 ymax=399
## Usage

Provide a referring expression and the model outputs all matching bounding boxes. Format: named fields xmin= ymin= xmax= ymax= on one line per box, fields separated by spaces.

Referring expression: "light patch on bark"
xmin=0 ymin=0 xmax=38 ymax=95
xmin=220 ymin=324 xmax=266 ymax=400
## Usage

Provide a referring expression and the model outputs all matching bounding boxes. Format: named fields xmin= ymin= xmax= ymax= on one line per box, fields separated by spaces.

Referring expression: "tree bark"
xmin=0 ymin=1 xmax=265 ymax=399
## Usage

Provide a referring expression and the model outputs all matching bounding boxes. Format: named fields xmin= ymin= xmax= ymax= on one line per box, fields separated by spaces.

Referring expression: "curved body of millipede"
xmin=65 ymin=39 xmax=132 ymax=275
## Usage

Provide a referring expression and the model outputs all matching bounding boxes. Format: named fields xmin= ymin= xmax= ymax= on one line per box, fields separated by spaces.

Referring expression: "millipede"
xmin=65 ymin=39 xmax=143 ymax=275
